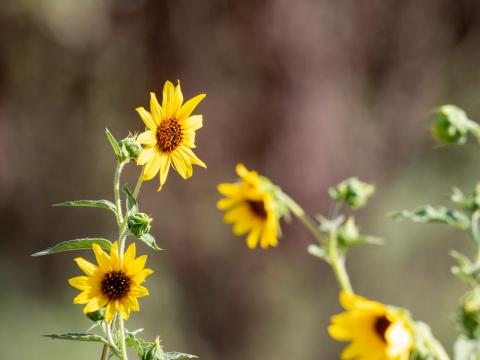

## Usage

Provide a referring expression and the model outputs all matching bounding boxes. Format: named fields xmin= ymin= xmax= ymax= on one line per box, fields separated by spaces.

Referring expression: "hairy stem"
xmin=280 ymin=191 xmax=353 ymax=293
xmin=100 ymin=344 xmax=109 ymax=360
xmin=114 ymin=161 xmax=127 ymax=225
xmin=119 ymin=317 xmax=128 ymax=360
xmin=133 ymin=173 xmax=144 ymax=199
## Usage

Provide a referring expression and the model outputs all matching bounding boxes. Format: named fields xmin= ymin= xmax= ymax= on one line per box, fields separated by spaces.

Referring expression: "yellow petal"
xmin=132 ymin=268 xmax=154 ymax=283
xmin=105 ymin=302 xmax=117 ymax=323
xmin=126 ymin=296 xmax=140 ymax=311
xmin=74 ymin=290 xmax=92 ymax=304
xmin=172 ymin=81 xmax=184 ymax=117
xmin=123 ymin=243 xmax=136 ymax=269
xmin=83 ymin=296 xmax=108 ymax=314
xmin=68 ymin=276 xmax=90 ymax=290
xmin=157 ymin=154 xmax=171 ymax=191
xmin=109 ymin=242 xmax=121 ymax=270
xmin=176 ymin=93 xmax=206 ymax=121
xmin=117 ymin=301 xmax=130 ymax=320
xmin=161 ymin=81 xmax=176 ymax=121
xmin=181 ymin=114 xmax=203 ymax=131
xmin=137 ymin=147 xmax=156 ymax=166
xmin=149 ymin=92 xmax=162 ymax=124
xmin=246 ymin=227 xmax=261 ymax=249
xmin=181 ymin=147 xmax=206 ymax=168
xmin=171 ymin=151 xmax=189 ymax=179
xmin=136 ymin=107 xmax=156 ymax=130
xmin=137 ymin=130 xmax=157 ymax=146
xmin=74 ymin=257 xmax=98 ymax=276
xmin=130 ymin=285 xmax=149 ymax=297
xmin=217 ymin=183 xmax=242 ymax=197
xmin=128 ymin=255 xmax=147 ymax=275
xmin=141 ymin=153 xmax=161 ymax=180
xmin=92 ymin=244 xmax=111 ymax=272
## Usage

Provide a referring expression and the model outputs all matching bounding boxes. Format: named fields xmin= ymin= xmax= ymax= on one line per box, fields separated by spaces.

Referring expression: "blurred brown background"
xmin=2 ymin=0 xmax=480 ymax=358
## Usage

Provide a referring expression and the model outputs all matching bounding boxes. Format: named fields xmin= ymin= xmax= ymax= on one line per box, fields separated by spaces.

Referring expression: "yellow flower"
xmin=136 ymin=81 xmax=207 ymax=190
xmin=68 ymin=242 xmax=153 ymax=322
xmin=329 ymin=292 xmax=413 ymax=360
xmin=217 ymin=164 xmax=280 ymax=249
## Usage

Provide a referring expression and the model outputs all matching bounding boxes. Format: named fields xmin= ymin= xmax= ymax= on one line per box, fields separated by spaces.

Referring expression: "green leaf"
xmin=53 ymin=200 xmax=116 ymax=214
xmin=106 ymin=128 xmax=122 ymax=159
xmin=32 ymin=238 xmax=112 ymax=256
xmin=86 ymin=309 xmax=105 ymax=322
xmin=123 ymin=186 xmax=138 ymax=213
xmin=44 ymin=333 xmax=107 ymax=344
xmin=164 ymin=352 xmax=198 ymax=360
xmin=390 ymin=206 xmax=470 ymax=230
xmin=307 ymin=244 xmax=329 ymax=262
xmin=138 ymin=233 xmax=161 ymax=251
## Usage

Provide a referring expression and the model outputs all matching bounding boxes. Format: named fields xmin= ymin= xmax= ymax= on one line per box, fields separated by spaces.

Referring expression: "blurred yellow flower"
xmin=136 ymin=81 xmax=206 ymax=190
xmin=68 ymin=242 xmax=153 ymax=322
xmin=217 ymin=164 xmax=280 ymax=249
xmin=329 ymin=292 xmax=413 ymax=360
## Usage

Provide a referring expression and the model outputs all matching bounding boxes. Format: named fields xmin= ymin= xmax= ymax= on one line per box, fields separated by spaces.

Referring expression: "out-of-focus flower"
xmin=68 ymin=242 xmax=153 ymax=322
xmin=136 ymin=81 xmax=206 ymax=190
xmin=329 ymin=292 xmax=413 ymax=360
xmin=329 ymin=177 xmax=375 ymax=209
xmin=431 ymin=105 xmax=480 ymax=145
xmin=217 ymin=164 xmax=280 ymax=249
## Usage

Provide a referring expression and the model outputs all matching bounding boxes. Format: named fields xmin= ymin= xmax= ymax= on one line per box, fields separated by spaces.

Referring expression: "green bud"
xmin=451 ymin=184 xmax=480 ymax=214
xmin=336 ymin=217 xmax=383 ymax=251
xmin=431 ymin=105 xmax=480 ymax=145
xmin=128 ymin=212 xmax=152 ymax=238
xmin=458 ymin=289 xmax=480 ymax=339
xmin=119 ymin=136 xmax=143 ymax=162
xmin=328 ymin=177 xmax=374 ymax=209
xmin=143 ymin=337 xmax=164 ymax=360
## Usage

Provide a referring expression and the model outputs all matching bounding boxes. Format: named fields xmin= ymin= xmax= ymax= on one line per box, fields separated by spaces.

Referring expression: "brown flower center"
xmin=374 ymin=315 xmax=391 ymax=342
xmin=247 ymin=200 xmax=268 ymax=219
xmin=101 ymin=271 xmax=131 ymax=300
xmin=156 ymin=118 xmax=183 ymax=152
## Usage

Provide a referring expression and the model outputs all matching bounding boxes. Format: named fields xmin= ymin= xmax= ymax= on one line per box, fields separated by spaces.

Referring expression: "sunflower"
xmin=329 ymin=291 xmax=413 ymax=360
xmin=136 ymin=80 xmax=207 ymax=190
xmin=68 ymin=242 xmax=153 ymax=322
xmin=217 ymin=164 xmax=280 ymax=249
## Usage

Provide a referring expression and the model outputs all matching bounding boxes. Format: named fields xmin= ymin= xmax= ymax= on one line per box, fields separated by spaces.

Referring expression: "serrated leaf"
xmin=44 ymin=333 xmax=107 ymax=344
xmin=164 ymin=352 xmax=198 ymax=360
xmin=123 ymin=186 xmax=138 ymax=213
xmin=138 ymin=233 xmax=161 ymax=251
xmin=32 ymin=238 xmax=112 ymax=256
xmin=391 ymin=206 xmax=470 ymax=230
xmin=307 ymin=244 xmax=329 ymax=262
xmin=53 ymin=200 xmax=116 ymax=214
xmin=106 ymin=128 xmax=122 ymax=159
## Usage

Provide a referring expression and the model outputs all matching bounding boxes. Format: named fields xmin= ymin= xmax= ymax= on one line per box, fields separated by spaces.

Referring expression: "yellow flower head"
xmin=217 ymin=164 xmax=280 ymax=249
xmin=136 ymin=81 xmax=207 ymax=190
xmin=329 ymin=292 xmax=413 ymax=360
xmin=68 ymin=242 xmax=153 ymax=322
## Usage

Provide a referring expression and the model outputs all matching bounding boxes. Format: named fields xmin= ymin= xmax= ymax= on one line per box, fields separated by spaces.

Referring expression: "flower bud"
xmin=127 ymin=212 xmax=152 ymax=238
xmin=451 ymin=184 xmax=480 ymax=214
xmin=431 ymin=105 xmax=480 ymax=145
xmin=458 ymin=289 xmax=480 ymax=339
xmin=119 ymin=136 xmax=143 ymax=162
xmin=86 ymin=308 xmax=104 ymax=322
xmin=328 ymin=177 xmax=374 ymax=209
xmin=143 ymin=337 xmax=164 ymax=360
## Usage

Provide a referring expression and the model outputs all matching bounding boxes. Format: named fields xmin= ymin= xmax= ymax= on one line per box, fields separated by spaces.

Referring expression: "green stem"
xmin=280 ymin=191 xmax=353 ymax=293
xmin=133 ymin=172 xmax=144 ymax=199
xmin=114 ymin=161 xmax=127 ymax=225
xmin=118 ymin=317 xmax=128 ymax=360
xmin=328 ymin=226 xmax=353 ymax=294
xmin=471 ymin=211 xmax=480 ymax=263
xmin=100 ymin=344 xmax=109 ymax=360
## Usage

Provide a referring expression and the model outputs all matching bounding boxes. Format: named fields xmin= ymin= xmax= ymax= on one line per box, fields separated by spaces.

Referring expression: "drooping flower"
xmin=329 ymin=292 xmax=413 ymax=360
xmin=68 ymin=242 xmax=153 ymax=322
xmin=217 ymin=164 xmax=280 ymax=249
xmin=136 ymin=81 xmax=206 ymax=190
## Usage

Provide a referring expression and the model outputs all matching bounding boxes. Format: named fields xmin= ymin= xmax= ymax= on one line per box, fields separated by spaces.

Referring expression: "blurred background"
xmin=2 ymin=0 xmax=480 ymax=358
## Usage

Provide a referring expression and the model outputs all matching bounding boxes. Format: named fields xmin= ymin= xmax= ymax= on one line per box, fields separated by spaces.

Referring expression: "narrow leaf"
xmin=138 ymin=234 xmax=161 ymax=251
xmin=123 ymin=186 xmax=138 ymax=213
xmin=164 ymin=352 xmax=198 ymax=360
xmin=53 ymin=200 xmax=116 ymax=214
xmin=106 ymin=128 xmax=122 ymax=158
xmin=32 ymin=238 xmax=112 ymax=256
xmin=44 ymin=333 xmax=107 ymax=344
xmin=390 ymin=206 xmax=470 ymax=230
